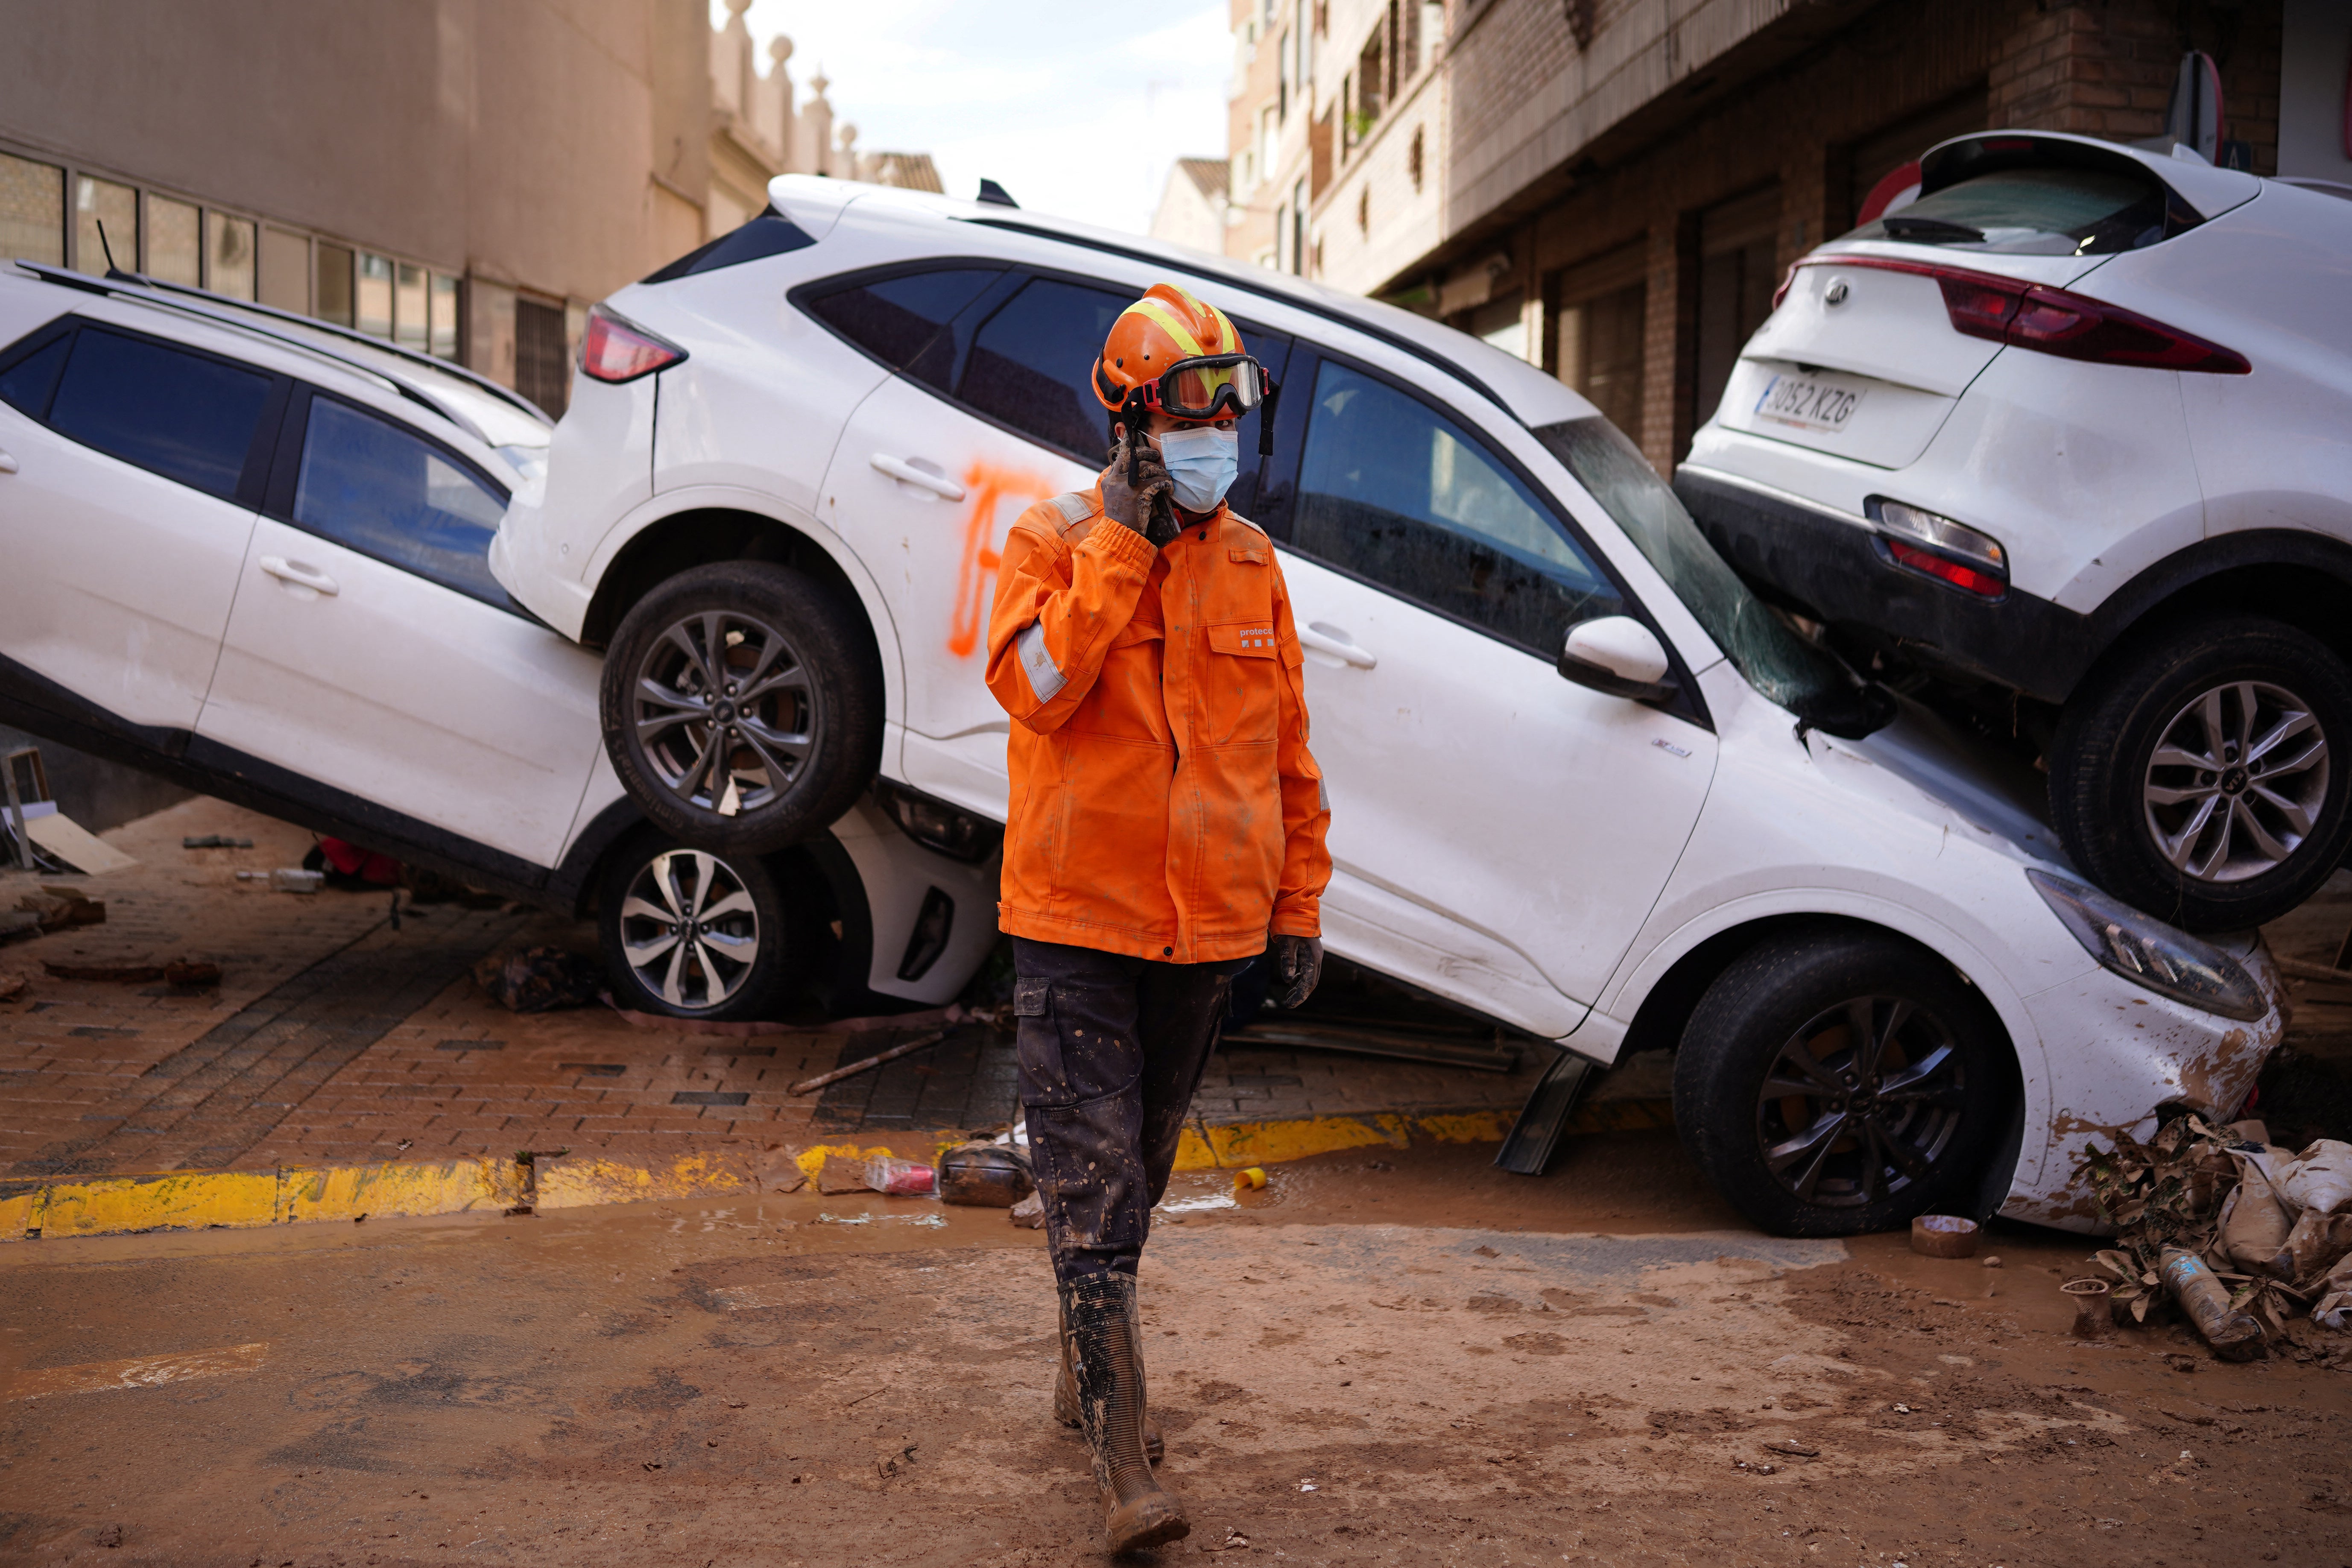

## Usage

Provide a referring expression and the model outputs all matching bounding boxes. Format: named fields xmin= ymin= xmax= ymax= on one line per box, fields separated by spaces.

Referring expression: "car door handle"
xmin=869 ymin=453 xmax=966 ymax=501
xmin=1298 ymin=622 xmax=1377 ymax=670
xmin=0 ymin=449 xmax=17 ymax=475
xmin=259 ymin=555 xmax=339 ymax=597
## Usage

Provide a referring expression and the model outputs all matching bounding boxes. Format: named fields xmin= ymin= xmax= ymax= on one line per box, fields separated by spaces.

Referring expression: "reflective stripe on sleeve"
xmin=1017 ymin=620 xmax=1066 ymax=702
xmin=1317 ymin=776 xmax=1330 ymax=812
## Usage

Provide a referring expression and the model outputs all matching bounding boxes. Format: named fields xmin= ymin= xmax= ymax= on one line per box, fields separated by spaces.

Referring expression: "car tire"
xmin=1673 ymin=928 xmax=2011 ymax=1238
xmin=595 ymin=833 xmax=814 ymax=1021
xmin=600 ymin=562 xmax=883 ymax=856
xmin=2049 ymin=614 xmax=2352 ymax=933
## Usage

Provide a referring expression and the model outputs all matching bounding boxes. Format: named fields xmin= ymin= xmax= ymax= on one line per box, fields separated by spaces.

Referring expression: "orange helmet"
xmin=1093 ymin=283 xmax=1275 ymax=427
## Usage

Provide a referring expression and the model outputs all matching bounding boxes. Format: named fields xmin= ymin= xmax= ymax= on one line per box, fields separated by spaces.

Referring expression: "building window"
xmin=430 ymin=272 xmax=460 ymax=360
xmin=1354 ymin=30 xmax=1385 ymax=135
xmin=260 ymin=228 xmax=309 ymax=313
xmin=0 ymin=152 xmax=64 ymax=266
xmin=357 ymin=252 xmax=394 ymax=338
xmin=395 ymin=262 xmax=428 ymax=350
xmin=1357 ymin=185 xmax=1369 ymax=236
xmin=1292 ymin=179 xmax=1308 ymax=275
xmin=515 ymin=296 xmax=570 ymax=416
xmin=208 ymin=212 xmax=256 ymax=300
xmin=74 ymin=175 xmax=137 ymax=275
xmin=147 ymin=196 xmax=201 ymax=286
xmin=317 ymin=243 xmax=355 ymax=327
xmin=1279 ymin=31 xmax=1290 ymax=120
xmin=1692 ymin=187 xmax=1780 ymax=444
xmin=1408 ymin=126 xmax=1424 ymax=191
xmin=1550 ymin=241 xmax=1647 ymax=439
xmin=1273 ymin=204 xmax=1288 ymax=271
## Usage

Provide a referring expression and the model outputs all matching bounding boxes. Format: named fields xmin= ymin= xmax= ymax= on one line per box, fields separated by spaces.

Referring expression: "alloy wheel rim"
xmin=632 ymin=610 xmax=819 ymax=817
xmin=618 ymin=849 xmax=761 ymax=1012
xmin=1754 ymin=995 xmax=1966 ymax=1209
xmin=2142 ymin=679 xmax=2328 ymax=884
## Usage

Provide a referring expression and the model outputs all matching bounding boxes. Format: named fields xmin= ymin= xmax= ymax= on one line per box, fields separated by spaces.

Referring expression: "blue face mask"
xmin=1154 ymin=426 xmax=1240 ymax=513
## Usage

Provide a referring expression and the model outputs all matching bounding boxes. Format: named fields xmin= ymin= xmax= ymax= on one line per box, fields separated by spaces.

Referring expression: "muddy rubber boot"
xmin=1055 ymin=1314 xmax=1164 ymax=1463
xmin=1063 ymin=1274 xmax=1189 ymax=1553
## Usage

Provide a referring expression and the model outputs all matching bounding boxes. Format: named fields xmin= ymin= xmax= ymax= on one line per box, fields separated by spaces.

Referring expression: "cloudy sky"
xmin=718 ymin=1 xmax=1233 ymax=235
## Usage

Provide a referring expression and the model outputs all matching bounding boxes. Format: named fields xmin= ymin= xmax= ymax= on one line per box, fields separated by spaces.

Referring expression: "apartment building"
xmin=1236 ymin=0 xmax=2304 ymax=479
xmin=0 ymin=0 xmax=923 ymax=415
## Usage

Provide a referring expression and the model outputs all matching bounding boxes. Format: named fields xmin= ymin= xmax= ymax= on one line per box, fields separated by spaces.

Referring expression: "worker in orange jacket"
xmin=984 ymin=283 xmax=1331 ymax=1552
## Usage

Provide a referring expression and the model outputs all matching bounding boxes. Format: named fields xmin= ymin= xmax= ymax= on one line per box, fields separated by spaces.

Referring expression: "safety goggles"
xmin=1132 ymin=353 xmax=1275 ymax=421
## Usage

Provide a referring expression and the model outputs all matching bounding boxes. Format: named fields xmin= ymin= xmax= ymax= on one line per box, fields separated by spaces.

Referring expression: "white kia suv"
xmin=0 ymin=261 xmax=1001 ymax=1021
xmin=1677 ymin=129 xmax=2352 ymax=933
xmin=488 ymin=176 xmax=2286 ymax=1237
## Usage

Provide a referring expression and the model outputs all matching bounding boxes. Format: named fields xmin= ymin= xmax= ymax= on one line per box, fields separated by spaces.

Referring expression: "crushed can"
xmin=863 ymin=1155 xmax=936 ymax=1196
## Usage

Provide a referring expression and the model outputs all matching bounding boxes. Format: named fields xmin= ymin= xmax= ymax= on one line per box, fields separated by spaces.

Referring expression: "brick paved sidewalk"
xmin=3 ymin=799 xmax=1574 ymax=1181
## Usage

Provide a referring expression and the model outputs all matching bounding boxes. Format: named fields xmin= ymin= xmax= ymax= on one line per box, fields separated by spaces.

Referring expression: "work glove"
xmin=1268 ymin=934 xmax=1323 ymax=1010
xmin=1100 ymin=435 xmax=1180 ymax=547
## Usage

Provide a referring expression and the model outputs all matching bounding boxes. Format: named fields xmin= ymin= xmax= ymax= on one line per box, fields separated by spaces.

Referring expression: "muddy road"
xmin=4 ymin=1131 xmax=2350 ymax=1567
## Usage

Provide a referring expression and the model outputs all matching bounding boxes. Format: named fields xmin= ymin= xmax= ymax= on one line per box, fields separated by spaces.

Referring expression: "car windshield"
xmin=1844 ymin=166 xmax=2183 ymax=256
xmin=1533 ymin=417 xmax=1855 ymax=717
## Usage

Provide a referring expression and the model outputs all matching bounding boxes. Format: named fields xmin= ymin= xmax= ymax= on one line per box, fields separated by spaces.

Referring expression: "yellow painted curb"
xmin=0 ymin=1103 xmax=1671 ymax=1243
xmin=281 ymin=1158 xmax=513 ymax=1223
xmin=41 ymin=1169 xmax=280 ymax=1239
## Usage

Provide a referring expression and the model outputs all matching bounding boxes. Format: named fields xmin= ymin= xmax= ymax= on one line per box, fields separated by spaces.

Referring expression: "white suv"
xmin=0 ymin=262 xmax=1001 ymax=1022
xmin=1678 ymin=129 xmax=2352 ymax=933
xmin=489 ymin=176 xmax=2286 ymax=1237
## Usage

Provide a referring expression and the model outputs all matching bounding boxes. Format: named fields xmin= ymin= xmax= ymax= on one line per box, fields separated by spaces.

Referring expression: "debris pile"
xmin=3 ymin=885 xmax=105 ymax=944
xmin=2079 ymin=1115 xmax=2352 ymax=1359
xmin=472 ymin=945 xmax=606 ymax=1013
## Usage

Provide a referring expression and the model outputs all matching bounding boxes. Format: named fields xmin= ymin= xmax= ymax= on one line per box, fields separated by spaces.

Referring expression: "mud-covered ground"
xmin=4 ymin=1132 xmax=2350 ymax=1568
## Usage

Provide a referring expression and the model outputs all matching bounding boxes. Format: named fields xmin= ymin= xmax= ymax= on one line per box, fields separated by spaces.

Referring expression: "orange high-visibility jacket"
xmin=984 ymin=480 xmax=1331 ymax=964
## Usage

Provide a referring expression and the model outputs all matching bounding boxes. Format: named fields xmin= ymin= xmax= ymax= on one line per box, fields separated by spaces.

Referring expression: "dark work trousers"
xmin=1012 ymin=936 xmax=1253 ymax=1286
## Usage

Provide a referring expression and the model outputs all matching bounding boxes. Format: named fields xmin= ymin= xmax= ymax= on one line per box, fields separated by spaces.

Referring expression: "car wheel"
xmin=1673 ymin=929 xmax=2010 ymax=1238
xmin=596 ymin=834 xmax=811 ymax=1020
xmin=2050 ymin=614 xmax=2352 ymax=932
xmin=599 ymin=562 xmax=883 ymax=855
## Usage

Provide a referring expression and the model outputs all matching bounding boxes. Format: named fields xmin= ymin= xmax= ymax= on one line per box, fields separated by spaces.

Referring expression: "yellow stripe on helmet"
xmin=1123 ymin=297 xmax=1210 ymax=359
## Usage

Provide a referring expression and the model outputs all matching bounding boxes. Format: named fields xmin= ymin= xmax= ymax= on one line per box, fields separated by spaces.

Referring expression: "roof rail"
xmin=961 ymin=216 xmax=1510 ymax=418
xmin=10 ymin=260 xmax=553 ymax=428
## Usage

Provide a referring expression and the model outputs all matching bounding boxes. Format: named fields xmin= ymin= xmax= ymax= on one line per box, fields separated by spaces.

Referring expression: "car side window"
xmin=0 ymin=332 xmax=70 ymax=418
xmin=1292 ymin=359 xmax=1622 ymax=657
xmin=45 ymin=328 xmax=275 ymax=502
xmin=294 ymin=395 xmax=509 ymax=605
xmin=956 ymin=276 xmax=1132 ymax=465
xmin=803 ymin=267 xmax=1005 ymax=389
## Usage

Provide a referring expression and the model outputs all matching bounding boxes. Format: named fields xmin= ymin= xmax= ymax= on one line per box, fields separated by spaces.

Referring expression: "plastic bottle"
xmin=2158 ymin=1245 xmax=2263 ymax=1360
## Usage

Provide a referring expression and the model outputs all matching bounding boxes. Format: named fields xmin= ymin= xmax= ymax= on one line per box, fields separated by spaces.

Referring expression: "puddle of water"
xmin=814 ymin=1212 xmax=946 ymax=1228
xmin=1159 ymin=1193 xmax=1237 ymax=1215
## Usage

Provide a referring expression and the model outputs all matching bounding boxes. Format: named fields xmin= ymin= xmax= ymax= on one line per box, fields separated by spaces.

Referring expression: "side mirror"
xmin=1558 ymin=616 xmax=1678 ymax=703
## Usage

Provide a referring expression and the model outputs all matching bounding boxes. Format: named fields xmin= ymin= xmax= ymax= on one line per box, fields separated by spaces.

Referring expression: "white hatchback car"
xmin=491 ymin=175 xmax=2286 ymax=1236
xmin=1677 ymin=129 xmax=2352 ymax=934
xmin=0 ymin=262 xmax=1000 ymax=1022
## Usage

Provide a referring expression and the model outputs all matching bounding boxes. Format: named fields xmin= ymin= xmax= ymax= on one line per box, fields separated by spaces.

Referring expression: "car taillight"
xmin=1872 ymin=498 xmax=2008 ymax=600
xmin=1887 ymin=539 xmax=2007 ymax=598
xmin=1788 ymin=256 xmax=2250 ymax=374
xmin=580 ymin=304 xmax=687 ymax=383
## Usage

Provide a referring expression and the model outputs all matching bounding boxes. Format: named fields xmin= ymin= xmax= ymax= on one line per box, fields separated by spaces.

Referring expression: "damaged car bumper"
xmin=2000 ymin=930 xmax=2283 ymax=1232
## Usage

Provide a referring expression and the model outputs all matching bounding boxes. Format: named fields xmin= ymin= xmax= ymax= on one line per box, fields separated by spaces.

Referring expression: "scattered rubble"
xmin=471 ymin=945 xmax=605 ymax=1013
xmin=40 ymin=957 xmax=218 ymax=987
xmin=2080 ymin=1114 xmax=2352 ymax=1358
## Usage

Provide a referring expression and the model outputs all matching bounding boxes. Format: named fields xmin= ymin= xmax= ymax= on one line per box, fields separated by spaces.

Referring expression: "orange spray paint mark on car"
xmin=949 ymin=461 xmax=1056 ymax=658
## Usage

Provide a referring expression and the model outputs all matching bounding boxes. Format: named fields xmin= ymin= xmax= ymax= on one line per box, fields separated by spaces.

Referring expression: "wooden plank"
xmin=23 ymin=813 xmax=137 ymax=876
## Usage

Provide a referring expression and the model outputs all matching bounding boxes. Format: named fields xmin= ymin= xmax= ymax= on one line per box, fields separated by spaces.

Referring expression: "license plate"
xmin=1753 ymin=372 xmax=1866 ymax=434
